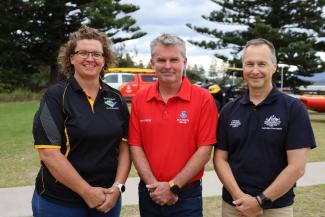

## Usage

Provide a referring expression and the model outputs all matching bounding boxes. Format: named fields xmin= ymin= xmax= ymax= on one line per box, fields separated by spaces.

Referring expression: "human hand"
xmin=81 ymin=186 xmax=106 ymax=208
xmin=233 ymin=194 xmax=263 ymax=217
xmin=96 ymin=187 xmax=121 ymax=213
xmin=147 ymin=182 xmax=178 ymax=206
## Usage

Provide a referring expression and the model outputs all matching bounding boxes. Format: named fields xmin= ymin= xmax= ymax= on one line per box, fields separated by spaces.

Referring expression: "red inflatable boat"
xmin=299 ymin=95 xmax=325 ymax=112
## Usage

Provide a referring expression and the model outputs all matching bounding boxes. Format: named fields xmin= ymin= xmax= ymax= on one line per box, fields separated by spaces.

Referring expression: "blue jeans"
xmin=138 ymin=181 xmax=203 ymax=217
xmin=32 ymin=190 xmax=121 ymax=217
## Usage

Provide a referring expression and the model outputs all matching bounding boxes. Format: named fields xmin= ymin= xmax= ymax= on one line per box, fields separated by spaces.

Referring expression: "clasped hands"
xmin=146 ymin=182 xmax=179 ymax=206
xmin=82 ymin=186 xmax=120 ymax=213
xmin=232 ymin=193 xmax=263 ymax=217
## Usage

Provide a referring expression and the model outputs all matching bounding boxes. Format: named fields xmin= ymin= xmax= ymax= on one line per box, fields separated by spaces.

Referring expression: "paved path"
xmin=1 ymin=162 xmax=325 ymax=217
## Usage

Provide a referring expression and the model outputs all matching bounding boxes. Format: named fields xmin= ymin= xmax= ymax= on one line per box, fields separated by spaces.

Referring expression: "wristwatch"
xmin=112 ymin=183 xmax=125 ymax=193
xmin=256 ymin=193 xmax=273 ymax=209
xmin=168 ymin=180 xmax=181 ymax=195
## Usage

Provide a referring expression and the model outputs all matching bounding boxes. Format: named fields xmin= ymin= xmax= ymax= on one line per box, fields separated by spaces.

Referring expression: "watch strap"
xmin=256 ymin=193 xmax=272 ymax=209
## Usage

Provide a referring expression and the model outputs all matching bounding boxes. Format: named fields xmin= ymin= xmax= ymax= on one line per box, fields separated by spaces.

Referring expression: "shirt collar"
xmin=68 ymin=76 xmax=82 ymax=92
xmin=68 ymin=76 xmax=105 ymax=93
xmin=146 ymin=76 xmax=192 ymax=102
xmin=240 ymin=85 xmax=280 ymax=105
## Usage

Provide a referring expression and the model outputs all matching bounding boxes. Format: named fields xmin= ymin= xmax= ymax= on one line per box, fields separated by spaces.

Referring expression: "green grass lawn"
xmin=308 ymin=111 xmax=325 ymax=162
xmin=0 ymin=101 xmax=324 ymax=188
xmin=120 ymin=184 xmax=325 ymax=217
xmin=0 ymin=101 xmax=40 ymax=187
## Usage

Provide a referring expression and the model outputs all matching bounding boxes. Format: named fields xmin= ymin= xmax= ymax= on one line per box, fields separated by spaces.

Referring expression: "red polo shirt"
xmin=129 ymin=77 xmax=218 ymax=182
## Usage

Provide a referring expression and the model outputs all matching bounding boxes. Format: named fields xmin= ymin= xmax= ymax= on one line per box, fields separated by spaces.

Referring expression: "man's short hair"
xmin=150 ymin=33 xmax=186 ymax=58
xmin=242 ymin=38 xmax=277 ymax=63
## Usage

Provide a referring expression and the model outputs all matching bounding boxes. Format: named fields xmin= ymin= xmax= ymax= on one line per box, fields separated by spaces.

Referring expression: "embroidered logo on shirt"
xmin=177 ymin=110 xmax=189 ymax=124
xmin=230 ymin=120 xmax=241 ymax=128
xmin=262 ymin=115 xmax=282 ymax=130
xmin=104 ymin=97 xmax=118 ymax=109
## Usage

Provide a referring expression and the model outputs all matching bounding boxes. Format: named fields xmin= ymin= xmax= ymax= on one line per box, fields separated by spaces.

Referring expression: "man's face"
xmin=242 ymin=44 xmax=277 ymax=91
xmin=150 ymin=44 xmax=187 ymax=85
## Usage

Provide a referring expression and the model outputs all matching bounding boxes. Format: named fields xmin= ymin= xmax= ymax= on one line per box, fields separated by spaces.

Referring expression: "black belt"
xmin=140 ymin=179 xmax=201 ymax=192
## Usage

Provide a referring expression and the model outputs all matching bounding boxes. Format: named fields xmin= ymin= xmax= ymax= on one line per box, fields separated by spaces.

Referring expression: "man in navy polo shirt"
xmin=214 ymin=38 xmax=316 ymax=217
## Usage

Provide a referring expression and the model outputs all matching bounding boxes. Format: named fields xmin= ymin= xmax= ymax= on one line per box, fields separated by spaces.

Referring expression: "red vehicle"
xmin=119 ymin=73 xmax=157 ymax=101
xmin=104 ymin=68 xmax=157 ymax=101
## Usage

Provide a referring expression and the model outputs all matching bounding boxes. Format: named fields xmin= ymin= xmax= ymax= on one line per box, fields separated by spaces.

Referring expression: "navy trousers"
xmin=138 ymin=181 xmax=203 ymax=217
xmin=32 ymin=190 xmax=121 ymax=217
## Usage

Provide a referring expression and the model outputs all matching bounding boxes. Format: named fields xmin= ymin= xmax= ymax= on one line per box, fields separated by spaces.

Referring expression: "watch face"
xmin=113 ymin=183 xmax=125 ymax=193
xmin=120 ymin=184 xmax=125 ymax=192
xmin=263 ymin=198 xmax=272 ymax=209
xmin=170 ymin=185 xmax=181 ymax=195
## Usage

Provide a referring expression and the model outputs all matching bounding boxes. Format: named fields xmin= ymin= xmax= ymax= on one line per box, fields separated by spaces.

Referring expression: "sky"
xmin=120 ymin=0 xmax=223 ymax=70
xmin=119 ymin=0 xmax=324 ymax=71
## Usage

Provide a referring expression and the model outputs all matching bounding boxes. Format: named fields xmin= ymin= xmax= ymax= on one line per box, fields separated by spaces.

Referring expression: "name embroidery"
xmin=140 ymin=118 xmax=152 ymax=123
xmin=230 ymin=120 xmax=241 ymax=128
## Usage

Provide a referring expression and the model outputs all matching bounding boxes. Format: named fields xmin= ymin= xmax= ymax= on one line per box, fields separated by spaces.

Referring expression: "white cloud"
xmin=120 ymin=0 xmax=221 ymax=70
xmin=119 ymin=0 xmax=324 ymax=71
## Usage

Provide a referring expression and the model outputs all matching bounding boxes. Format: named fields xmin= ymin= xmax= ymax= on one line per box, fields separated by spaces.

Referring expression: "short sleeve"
xmin=120 ymin=98 xmax=130 ymax=141
xmin=128 ymin=95 xmax=142 ymax=147
xmin=196 ymin=93 xmax=218 ymax=146
xmin=216 ymin=107 xmax=229 ymax=150
xmin=285 ymin=100 xmax=316 ymax=150
xmin=33 ymin=87 xmax=65 ymax=148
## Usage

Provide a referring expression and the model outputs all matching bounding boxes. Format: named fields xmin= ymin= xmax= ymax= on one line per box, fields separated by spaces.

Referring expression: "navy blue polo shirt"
xmin=33 ymin=76 xmax=129 ymax=207
xmin=217 ymin=87 xmax=316 ymax=208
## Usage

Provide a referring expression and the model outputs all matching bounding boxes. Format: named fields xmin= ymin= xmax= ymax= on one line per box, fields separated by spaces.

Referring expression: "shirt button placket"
xmin=163 ymin=109 xmax=168 ymax=120
xmin=162 ymin=103 xmax=168 ymax=120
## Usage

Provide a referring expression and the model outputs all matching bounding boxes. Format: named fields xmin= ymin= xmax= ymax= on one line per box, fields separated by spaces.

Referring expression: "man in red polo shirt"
xmin=129 ymin=33 xmax=218 ymax=217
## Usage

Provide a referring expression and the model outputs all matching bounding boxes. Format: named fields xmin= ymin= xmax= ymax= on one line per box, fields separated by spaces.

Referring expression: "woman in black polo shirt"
xmin=32 ymin=26 xmax=130 ymax=217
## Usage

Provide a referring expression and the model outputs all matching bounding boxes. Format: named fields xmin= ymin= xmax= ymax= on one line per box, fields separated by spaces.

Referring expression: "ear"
xmin=184 ymin=57 xmax=188 ymax=68
xmin=70 ymin=55 xmax=75 ymax=65
xmin=272 ymin=62 xmax=277 ymax=75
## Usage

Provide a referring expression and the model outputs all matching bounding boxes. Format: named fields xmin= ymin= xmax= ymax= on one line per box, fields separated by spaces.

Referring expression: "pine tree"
xmin=0 ymin=0 xmax=146 ymax=91
xmin=187 ymin=0 xmax=325 ymax=88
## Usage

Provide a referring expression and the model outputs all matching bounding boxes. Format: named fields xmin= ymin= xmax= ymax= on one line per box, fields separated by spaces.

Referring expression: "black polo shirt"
xmin=217 ymin=87 xmax=316 ymax=208
xmin=33 ymin=76 xmax=129 ymax=207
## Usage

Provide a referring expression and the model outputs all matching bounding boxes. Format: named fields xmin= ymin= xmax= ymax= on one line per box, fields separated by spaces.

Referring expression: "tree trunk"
xmin=49 ymin=64 xmax=60 ymax=85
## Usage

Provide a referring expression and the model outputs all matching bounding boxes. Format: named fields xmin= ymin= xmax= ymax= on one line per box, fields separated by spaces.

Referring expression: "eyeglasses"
xmin=73 ymin=50 xmax=104 ymax=59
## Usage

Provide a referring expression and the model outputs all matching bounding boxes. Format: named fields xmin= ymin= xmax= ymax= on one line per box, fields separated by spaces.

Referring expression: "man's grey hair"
xmin=150 ymin=33 xmax=186 ymax=58
xmin=242 ymin=38 xmax=277 ymax=63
